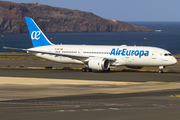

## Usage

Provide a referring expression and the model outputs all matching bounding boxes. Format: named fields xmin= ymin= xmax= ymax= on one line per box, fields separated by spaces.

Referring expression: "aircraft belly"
xmin=123 ymin=56 xmax=148 ymax=66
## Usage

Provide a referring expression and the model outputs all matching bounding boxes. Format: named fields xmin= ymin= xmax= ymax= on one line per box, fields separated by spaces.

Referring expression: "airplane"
xmin=3 ymin=17 xmax=177 ymax=73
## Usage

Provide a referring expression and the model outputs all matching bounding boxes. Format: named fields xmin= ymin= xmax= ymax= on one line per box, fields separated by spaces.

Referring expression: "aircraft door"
xmin=78 ymin=49 xmax=83 ymax=54
xmin=49 ymin=48 xmax=53 ymax=52
xmin=152 ymin=51 xmax=157 ymax=59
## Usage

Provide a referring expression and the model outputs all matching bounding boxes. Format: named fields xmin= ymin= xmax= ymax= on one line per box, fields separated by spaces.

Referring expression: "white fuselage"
xmin=28 ymin=44 xmax=177 ymax=67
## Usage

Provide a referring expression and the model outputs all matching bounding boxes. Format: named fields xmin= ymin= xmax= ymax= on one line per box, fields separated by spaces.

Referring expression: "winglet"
xmin=25 ymin=17 xmax=53 ymax=47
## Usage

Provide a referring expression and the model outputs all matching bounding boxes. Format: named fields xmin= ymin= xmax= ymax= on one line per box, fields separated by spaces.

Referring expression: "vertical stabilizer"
xmin=25 ymin=17 xmax=52 ymax=47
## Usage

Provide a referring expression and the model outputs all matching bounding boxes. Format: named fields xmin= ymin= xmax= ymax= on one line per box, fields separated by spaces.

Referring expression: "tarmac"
xmin=0 ymin=59 xmax=180 ymax=70
xmin=0 ymin=60 xmax=180 ymax=120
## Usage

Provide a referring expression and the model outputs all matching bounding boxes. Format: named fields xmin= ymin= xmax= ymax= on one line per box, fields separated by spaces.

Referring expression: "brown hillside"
xmin=0 ymin=1 xmax=154 ymax=33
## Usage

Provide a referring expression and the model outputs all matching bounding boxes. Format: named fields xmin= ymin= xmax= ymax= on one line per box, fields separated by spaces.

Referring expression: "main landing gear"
xmin=82 ymin=68 xmax=111 ymax=72
xmin=82 ymin=68 xmax=92 ymax=72
xmin=159 ymin=66 xmax=165 ymax=73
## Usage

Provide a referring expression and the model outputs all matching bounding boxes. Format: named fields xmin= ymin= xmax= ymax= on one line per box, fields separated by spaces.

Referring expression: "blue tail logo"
xmin=25 ymin=17 xmax=52 ymax=47
xmin=31 ymin=31 xmax=41 ymax=40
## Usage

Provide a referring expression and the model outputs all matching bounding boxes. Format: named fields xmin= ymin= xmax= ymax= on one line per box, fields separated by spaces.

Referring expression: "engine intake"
xmin=88 ymin=58 xmax=110 ymax=71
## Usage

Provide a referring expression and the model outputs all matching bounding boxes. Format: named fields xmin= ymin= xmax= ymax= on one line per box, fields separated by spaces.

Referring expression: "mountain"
xmin=0 ymin=1 xmax=154 ymax=33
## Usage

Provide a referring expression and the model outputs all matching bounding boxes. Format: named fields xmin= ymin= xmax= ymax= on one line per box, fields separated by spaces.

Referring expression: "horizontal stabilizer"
xmin=3 ymin=46 xmax=25 ymax=51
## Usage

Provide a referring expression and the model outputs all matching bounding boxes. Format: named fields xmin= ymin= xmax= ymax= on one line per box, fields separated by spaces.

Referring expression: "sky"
xmin=2 ymin=0 xmax=180 ymax=21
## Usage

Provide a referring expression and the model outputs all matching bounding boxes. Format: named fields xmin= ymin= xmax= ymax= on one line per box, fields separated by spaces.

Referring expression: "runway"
xmin=0 ymin=68 xmax=180 ymax=82
xmin=0 ymin=60 xmax=180 ymax=120
xmin=0 ymin=89 xmax=180 ymax=120
xmin=0 ymin=59 xmax=179 ymax=70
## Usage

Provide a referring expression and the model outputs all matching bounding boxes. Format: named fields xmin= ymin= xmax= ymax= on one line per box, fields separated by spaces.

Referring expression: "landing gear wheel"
xmin=158 ymin=66 xmax=164 ymax=73
xmin=159 ymin=70 xmax=163 ymax=73
xmin=82 ymin=68 xmax=92 ymax=72
xmin=86 ymin=68 xmax=92 ymax=72
xmin=82 ymin=68 xmax=86 ymax=72
xmin=106 ymin=68 xmax=110 ymax=72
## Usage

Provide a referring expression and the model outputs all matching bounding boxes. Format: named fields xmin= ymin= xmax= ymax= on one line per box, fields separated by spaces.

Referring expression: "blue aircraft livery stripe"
xmin=25 ymin=17 xmax=52 ymax=47
xmin=110 ymin=48 xmax=149 ymax=58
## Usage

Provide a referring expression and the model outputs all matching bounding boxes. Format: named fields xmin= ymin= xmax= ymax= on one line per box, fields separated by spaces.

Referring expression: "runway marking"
xmin=167 ymin=104 xmax=177 ymax=106
xmin=82 ymin=109 xmax=92 ymax=111
xmin=56 ymin=110 xmax=65 ymax=112
xmin=95 ymin=109 xmax=105 ymax=111
xmin=152 ymin=104 xmax=165 ymax=107
xmin=0 ymin=100 xmax=180 ymax=114
xmin=109 ymin=108 xmax=121 ymax=110
xmin=117 ymin=104 xmax=125 ymax=106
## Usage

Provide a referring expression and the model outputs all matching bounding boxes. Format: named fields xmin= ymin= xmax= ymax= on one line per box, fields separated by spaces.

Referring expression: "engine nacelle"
xmin=126 ymin=66 xmax=143 ymax=69
xmin=88 ymin=58 xmax=110 ymax=71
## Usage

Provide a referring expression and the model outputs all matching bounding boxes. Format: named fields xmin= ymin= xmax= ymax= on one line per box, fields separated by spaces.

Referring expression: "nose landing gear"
xmin=159 ymin=66 xmax=165 ymax=73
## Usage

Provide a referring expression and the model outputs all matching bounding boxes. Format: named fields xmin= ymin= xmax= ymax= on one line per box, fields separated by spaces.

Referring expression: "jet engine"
xmin=88 ymin=58 xmax=110 ymax=71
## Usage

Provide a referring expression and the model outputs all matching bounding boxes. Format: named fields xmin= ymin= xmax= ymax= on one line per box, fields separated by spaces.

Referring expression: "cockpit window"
xmin=164 ymin=53 xmax=172 ymax=56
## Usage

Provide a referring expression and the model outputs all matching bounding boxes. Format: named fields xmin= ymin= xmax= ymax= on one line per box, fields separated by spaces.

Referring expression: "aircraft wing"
xmin=3 ymin=46 xmax=116 ymax=62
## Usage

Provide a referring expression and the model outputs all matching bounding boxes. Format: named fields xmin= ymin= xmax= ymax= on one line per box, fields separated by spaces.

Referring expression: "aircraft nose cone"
xmin=172 ymin=57 xmax=177 ymax=64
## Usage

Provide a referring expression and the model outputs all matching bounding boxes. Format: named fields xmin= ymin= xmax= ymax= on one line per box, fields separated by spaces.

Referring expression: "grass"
xmin=0 ymin=56 xmax=46 ymax=61
xmin=0 ymin=52 xmax=29 ymax=55
xmin=173 ymin=54 xmax=180 ymax=58
xmin=167 ymin=69 xmax=180 ymax=73
xmin=0 ymin=52 xmax=46 ymax=60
